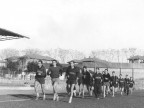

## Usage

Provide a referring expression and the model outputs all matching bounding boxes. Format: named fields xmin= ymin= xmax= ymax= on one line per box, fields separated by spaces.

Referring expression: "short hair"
xmin=96 ymin=67 xmax=99 ymax=70
xmin=83 ymin=66 xmax=87 ymax=69
xmin=68 ymin=60 xmax=75 ymax=64
xmin=52 ymin=60 xmax=57 ymax=63
xmin=112 ymin=71 xmax=115 ymax=73
xmin=38 ymin=60 xmax=43 ymax=64
xmin=105 ymin=68 xmax=108 ymax=71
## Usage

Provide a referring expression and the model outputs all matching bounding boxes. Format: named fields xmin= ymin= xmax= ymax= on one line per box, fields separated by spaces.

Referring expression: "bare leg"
xmin=112 ymin=86 xmax=115 ymax=97
xmin=41 ymin=84 xmax=46 ymax=100
xmin=130 ymin=88 xmax=133 ymax=95
xmin=120 ymin=87 xmax=124 ymax=95
xmin=69 ymin=84 xmax=75 ymax=103
xmin=78 ymin=84 xmax=82 ymax=96
xmin=90 ymin=86 xmax=93 ymax=96
xmin=86 ymin=85 xmax=91 ymax=96
xmin=53 ymin=81 xmax=59 ymax=101
xmin=103 ymin=85 xmax=106 ymax=98
xmin=34 ymin=80 xmax=40 ymax=100
xmin=82 ymin=84 xmax=85 ymax=98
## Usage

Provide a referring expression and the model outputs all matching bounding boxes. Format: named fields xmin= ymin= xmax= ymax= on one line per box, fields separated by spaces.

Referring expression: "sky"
xmin=0 ymin=0 xmax=144 ymax=56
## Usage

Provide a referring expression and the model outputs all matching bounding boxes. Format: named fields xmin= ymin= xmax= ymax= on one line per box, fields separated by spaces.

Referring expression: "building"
xmin=0 ymin=60 xmax=6 ymax=67
xmin=128 ymin=55 xmax=144 ymax=63
xmin=5 ymin=54 xmax=55 ymax=72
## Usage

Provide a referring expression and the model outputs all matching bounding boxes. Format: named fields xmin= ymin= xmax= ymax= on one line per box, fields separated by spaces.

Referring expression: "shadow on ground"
xmin=9 ymin=93 xmax=69 ymax=100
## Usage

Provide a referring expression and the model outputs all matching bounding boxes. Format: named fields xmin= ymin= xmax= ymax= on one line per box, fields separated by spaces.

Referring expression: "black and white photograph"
xmin=0 ymin=0 xmax=144 ymax=108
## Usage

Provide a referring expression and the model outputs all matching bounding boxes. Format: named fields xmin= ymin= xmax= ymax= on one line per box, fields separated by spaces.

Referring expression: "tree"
xmin=22 ymin=48 xmax=42 ymax=55
xmin=0 ymin=48 xmax=19 ymax=60
xmin=58 ymin=48 xmax=69 ymax=63
xmin=7 ymin=60 xmax=19 ymax=77
xmin=27 ymin=61 xmax=38 ymax=73
xmin=129 ymin=48 xmax=137 ymax=57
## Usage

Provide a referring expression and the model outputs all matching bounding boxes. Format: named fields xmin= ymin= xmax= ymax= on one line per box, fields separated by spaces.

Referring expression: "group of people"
xmin=34 ymin=60 xmax=135 ymax=103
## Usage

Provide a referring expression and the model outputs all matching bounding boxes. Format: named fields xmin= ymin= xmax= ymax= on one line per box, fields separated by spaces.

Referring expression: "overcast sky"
xmin=0 ymin=0 xmax=144 ymax=55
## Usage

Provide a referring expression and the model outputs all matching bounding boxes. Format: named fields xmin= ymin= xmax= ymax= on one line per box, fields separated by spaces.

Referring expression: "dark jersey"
xmin=35 ymin=65 xmax=46 ymax=78
xmin=82 ymin=71 xmax=90 ymax=81
xmin=111 ymin=76 xmax=118 ymax=83
xmin=47 ymin=66 xmax=62 ymax=78
xmin=125 ymin=78 xmax=130 ymax=85
xmin=103 ymin=73 xmax=111 ymax=82
xmin=66 ymin=66 xmax=79 ymax=81
xmin=93 ymin=73 xmax=103 ymax=84
xmin=78 ymin=72 xmax=83 ymax=80
xmin=119 ymin=78 xmax=125 ymax=85
xmin=82 ymin=71 xmax=91 ymax=85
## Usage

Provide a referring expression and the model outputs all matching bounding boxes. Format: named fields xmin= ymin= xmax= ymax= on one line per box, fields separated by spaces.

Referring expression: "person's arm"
xmin=76 ymin=68 xmax=80 ymax=81
xmin=59 ymin=67 xmax=63 ymax=76
xmin=47 ymin=67 xmax=51 ymax=76
xmin=65 ymin=67 xmax=69 ymax=79
xmin=41 ymin=66 xmax=46 ymax=78
xmin=101 ymin=74 xmax=103 ymax=83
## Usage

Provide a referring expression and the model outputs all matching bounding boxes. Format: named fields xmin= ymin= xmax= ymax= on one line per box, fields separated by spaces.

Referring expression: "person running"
xmin=77 ymin=68 xmax=83 ymax=96
xmin=66 ymin=61 xmax=79 ymax=103
xmin=93 ymin=68 xmax=103 ymax=99
xmin=89 ymin=72 xmax=94 ymax=96
xmin=82 ymin=66 xmax=91 ymax=98
xmin=118 ymin=74 xmax=125 ymax=95
xmin=124 ymin=75 xmax=130 ymax=95
xmin=103 ymin=69 xmax=111 ymax=98
xmin=34 ymin=60 xmax=46 ymax=100
xmin=47 ymin=60 xmax=63 ymax=101
xmin=65 ymin=72 xmax=71 ymax=95
xmin=65 ymin=68 xmax=77 ymax=97
xmin=110 ymin=71 xmax=118 ymax=97
xmin=129 ymin=77 xmax=135 ymax=95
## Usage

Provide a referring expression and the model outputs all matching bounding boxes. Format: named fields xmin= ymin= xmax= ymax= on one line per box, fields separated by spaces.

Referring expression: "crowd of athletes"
xmin=34 ymin=60 xmax=135 ymax=103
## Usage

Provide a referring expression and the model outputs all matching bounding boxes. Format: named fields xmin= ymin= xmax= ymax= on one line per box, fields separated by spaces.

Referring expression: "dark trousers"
xmin=94 ymin=83 xmax=102 ymax=98
xmin=124 ymin=84 xmax=129 ymax=95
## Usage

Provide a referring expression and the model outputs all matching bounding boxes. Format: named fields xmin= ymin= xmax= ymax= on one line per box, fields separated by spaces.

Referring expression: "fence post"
xmin=120 ymin=68 xmax=121 ymax=75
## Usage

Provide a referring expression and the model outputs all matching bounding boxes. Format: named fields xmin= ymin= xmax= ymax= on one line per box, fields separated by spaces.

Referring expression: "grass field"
xmin=0 ymin=77 xmax=144 ymax=108
xmin=0 ymin=89 xmax=144 ymax=108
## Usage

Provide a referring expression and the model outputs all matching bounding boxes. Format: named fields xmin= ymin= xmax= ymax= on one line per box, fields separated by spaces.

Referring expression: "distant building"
xmin=128 ymin=55 xmax=144 ymax=63
xmin=0 ymin=60 xmax=6 ymax=67
xmin=5 ymin=54 xmax=55 ymax=72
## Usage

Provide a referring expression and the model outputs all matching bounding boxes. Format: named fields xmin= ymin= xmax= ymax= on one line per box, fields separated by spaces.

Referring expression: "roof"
xmin=0 ymin=28 xmax=29 ymax=41
xmin=5 ymin=56 xmax=20 ymax=61
xmin=5 ymin=54 xmax=55 ymax=61
xmin=67 ymin=59 xmax=82 ymax=63
xmin=81 ymin=57 xmax=110 ymax=68
xmin=19 ymin=54 xmax=55 ymax=61
xmin=0 ymin=60 xmax=6 ymax=63
xmin=128 ymin=55 xmax=144 ymax=60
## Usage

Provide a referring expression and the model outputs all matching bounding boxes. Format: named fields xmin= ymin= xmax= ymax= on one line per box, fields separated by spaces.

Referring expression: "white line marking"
xmin=0 ymin=99 xmax=31 ymax=103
